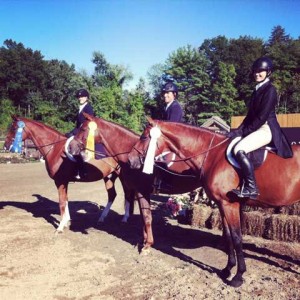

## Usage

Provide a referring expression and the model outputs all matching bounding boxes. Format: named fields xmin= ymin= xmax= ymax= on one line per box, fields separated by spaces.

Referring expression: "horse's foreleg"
xmin=55 ymin=182 xmax=71 ymax=233
xmin=219 ymin=207 xmax=236 ymax=279
xmin=136 ymin=192 xmax=153 ymax=252
xmin=222 ymin=201 xmax=246 ymax=287
xmin=98 ymin=174 xmax=117 ymax=223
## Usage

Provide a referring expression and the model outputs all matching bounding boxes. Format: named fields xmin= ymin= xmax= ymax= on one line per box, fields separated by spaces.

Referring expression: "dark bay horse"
xmin=69 ymin=113 xmax=200 ymax=251
xmin=4 ymin=116 xmax=133 ymax=231
xmin=127 ymin=117 xmax=300 ymax=287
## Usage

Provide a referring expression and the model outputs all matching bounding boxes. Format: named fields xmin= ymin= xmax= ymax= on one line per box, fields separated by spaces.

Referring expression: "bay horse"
xmin=69 ymin=113 xmax=200 ymax=251
xmin=4 ymin=116 xmax=134 ymax=232
xmin=127 ymin=117 xmax=300 ymax=287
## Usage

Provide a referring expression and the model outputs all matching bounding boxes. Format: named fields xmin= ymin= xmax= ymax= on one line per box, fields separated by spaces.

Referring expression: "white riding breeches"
xmin=234 ymin=123 xmax=272 ymax=155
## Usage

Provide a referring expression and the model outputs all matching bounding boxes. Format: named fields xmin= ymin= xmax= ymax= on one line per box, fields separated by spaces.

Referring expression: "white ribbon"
xmin=143 ymin=126 xmax=161 ymax=174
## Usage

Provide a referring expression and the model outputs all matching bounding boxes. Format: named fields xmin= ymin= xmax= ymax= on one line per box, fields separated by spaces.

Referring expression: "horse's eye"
xmin=140 ymin=135 xmax=148 ymax=141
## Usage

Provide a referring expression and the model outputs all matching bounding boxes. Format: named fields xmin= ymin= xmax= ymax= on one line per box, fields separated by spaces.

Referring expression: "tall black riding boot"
xmin=76 ymin=155 xmax=87 ymax=179
xmin=231 ymin=150 xmax=259 ymax=200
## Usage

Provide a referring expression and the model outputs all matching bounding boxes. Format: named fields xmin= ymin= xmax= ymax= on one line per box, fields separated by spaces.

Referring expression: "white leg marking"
xmin=121 ymin=199 xmax=130 ymax=223
xmin=98 ymin=201 xmax=113 ymax=222
xmin=56 ymin=201 xmax=71 ymax=232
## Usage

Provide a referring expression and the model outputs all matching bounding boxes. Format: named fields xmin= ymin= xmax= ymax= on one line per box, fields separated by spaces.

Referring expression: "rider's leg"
xmin=231 ymin=124 xmax=272 ymax=200
xmin=76 ymin=155 xmax=87 ymax=179
xmin=231 ymin=150 xmax=259 ymax=199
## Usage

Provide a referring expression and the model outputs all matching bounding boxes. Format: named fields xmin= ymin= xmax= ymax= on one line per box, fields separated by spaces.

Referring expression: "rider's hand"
xmin=227 ymin=130 xmax=241 ymax=139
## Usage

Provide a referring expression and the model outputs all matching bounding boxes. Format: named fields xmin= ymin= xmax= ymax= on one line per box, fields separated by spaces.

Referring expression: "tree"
xmin=0 ymin=39 xmax=47 ymax=109
xmin=267 ymin=25 xmax=291 ymax=46
xmin=165 ymin=45 xmax=211 ymax=125
xmin=0 ymin=98 xmax=15 ymax=135
xmin=266 ymin=27 xmax=300 ymax=113
xmin=124 ymin=78 xmax=149 ymax=132
xmin=209 ymin=62 xmax=245 ymax=123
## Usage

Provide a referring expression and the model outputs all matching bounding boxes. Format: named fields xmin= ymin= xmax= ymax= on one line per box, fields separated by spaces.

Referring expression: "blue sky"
xmin=1 ymin=0 xmax=299 ymax=89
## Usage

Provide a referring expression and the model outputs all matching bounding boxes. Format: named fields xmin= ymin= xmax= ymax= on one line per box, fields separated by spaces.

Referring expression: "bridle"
xmin=71 ymin=126 xmax=131 ymax=171
xmin=134 ymin=125 xmax=229 ymax=178
xmin=9 ymin=120 xmax=66 ymax=158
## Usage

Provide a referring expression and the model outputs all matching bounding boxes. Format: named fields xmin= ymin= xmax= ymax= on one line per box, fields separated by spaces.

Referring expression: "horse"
xmin=68 ymin=113 xmax=200 ymax=251
xmin=127 ymin=117 xmax=300 ymax=287
xmin=3 ymin=116 xmax=134 ymax=232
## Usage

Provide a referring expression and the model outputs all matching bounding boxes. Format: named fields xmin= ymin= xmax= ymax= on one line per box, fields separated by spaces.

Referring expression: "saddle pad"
xmin=64 ymin=136 xmax=76 ymax=162
xmin=226 ymin=137 xmax=270 ymax=169
xmin=155 ymin=151 xmax=176 ymax=168
xmin=95 ymin=143 xmax=107 ymax=160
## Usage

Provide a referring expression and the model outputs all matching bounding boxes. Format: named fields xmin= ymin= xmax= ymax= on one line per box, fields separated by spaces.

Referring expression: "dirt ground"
xmin=0 ymin=163 xmax=299 ymax=300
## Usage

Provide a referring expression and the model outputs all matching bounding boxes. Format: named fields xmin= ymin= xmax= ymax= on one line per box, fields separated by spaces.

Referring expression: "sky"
xmin=1 ymin=0 xmax=300 ymax=89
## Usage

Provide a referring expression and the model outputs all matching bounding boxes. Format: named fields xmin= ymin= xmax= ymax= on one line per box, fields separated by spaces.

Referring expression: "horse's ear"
xmin=83 ymin=112 xmax=94 ymax=121
xmin=12 ymin=114 xmax=19 ymax=121
xmin=146 ymin=116 xmax=154 ymax=125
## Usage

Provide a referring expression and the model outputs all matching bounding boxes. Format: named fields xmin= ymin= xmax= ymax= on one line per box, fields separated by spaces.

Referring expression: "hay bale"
xmin=277 ymin=202 xmax=300 ymax=215
xmin=242 ymin=211 xmax=267 ymax=237
xmin=189 ymin=202 xmax=300 ymax=242
xmin=190 ymin=205 xmax=212 ymax=227
xmin=263 ymin=214 xmax=300 ymax=242
xmin=207 ymin=209 xmax=222 ymax=230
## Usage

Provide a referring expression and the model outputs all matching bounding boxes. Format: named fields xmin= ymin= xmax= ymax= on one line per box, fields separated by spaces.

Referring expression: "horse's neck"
xmin=164 ymin=126 xmax=223 ymax=170
xmin=100 ymin=122 xmax=138 ymax=162
xmin=26 ymin=122 xmax=63 ymax=158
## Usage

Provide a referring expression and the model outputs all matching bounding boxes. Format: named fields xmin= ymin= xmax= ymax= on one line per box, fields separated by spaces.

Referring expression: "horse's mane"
xmin=18 ymin=117 xmax=63 ymax=136
xmin=96 ymin=117 xmax=139 ymax=138
xmin=155 ymin=120 xmax=227 ymax=139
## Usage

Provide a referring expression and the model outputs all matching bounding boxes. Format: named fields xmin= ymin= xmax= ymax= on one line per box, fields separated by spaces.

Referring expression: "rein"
xmin=153 ymin=162 xmax=198 ymax=178
xmin=73 ymin=136 xmax=128 ymax=171
xmin=167 ymin=136 xmax=229 ymax=163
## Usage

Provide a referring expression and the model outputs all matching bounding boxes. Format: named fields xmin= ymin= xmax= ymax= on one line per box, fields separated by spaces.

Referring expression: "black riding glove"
xmin=227 ymin=130 xmax=242 ymax=139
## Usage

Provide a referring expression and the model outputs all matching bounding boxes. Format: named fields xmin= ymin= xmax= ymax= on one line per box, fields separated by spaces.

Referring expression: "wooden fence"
xmin=231 ymin=113 xmax=300 ymax=128
xmin=231 ymin=113 xmax=300 ymax=145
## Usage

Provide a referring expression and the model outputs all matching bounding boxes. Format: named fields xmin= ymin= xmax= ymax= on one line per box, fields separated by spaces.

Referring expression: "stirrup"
xmin=231 ymin=188 xmax=259 ymax=200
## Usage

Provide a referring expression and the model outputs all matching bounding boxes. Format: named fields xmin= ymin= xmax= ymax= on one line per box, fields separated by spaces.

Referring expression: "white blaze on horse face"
xmin=143 ymin=126 xmax=162 ymax=174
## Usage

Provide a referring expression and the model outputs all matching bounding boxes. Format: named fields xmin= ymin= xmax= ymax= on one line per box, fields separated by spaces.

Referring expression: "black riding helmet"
xmin=75 ymin=88 xmax=89 ymax=98
xmin=252 ymin=57 xmax=273 ymax=77
xmin=162 ymin=82 xmax=178 ymax=96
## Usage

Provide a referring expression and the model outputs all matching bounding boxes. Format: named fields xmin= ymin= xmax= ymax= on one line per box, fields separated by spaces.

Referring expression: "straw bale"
xmin=242 ymin=211 xmax=267 ymax=237
xmin=263 ymin=214 xmax=300 ymax=242
xmin=190 ymin=205 xmax=213 ymax=227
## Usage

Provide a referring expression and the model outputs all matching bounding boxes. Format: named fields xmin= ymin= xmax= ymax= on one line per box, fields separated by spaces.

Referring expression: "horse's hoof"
xmin=55 ymin=229 xmax=63 ymax=235
xmin=229 ymin=274 xmax=244 ymax=288
xmin=219 ymin=268 xmax=231 ymax=279
xmin=141 ymin=246 xmax=151 ymax=255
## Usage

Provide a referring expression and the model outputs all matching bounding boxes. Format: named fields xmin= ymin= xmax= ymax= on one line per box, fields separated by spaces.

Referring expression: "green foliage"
xmin=1 ymin=25 xmax=299 ymax=138
xmin=209 ymin=62 xmax=245 ymax=123
xmin=165 ymin=45 xmax=211 ymax=125
xmin=0 ymin=98 xmax=16 ymax=135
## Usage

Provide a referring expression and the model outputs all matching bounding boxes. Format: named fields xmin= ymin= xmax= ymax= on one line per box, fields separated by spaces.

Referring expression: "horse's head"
xmin=128 ymin=117 xmax=172 ymax=173
xmin=4 ymin=116 xmax=29 ymax=153
xmin=68 ymin=113 xmax=101 ymax=160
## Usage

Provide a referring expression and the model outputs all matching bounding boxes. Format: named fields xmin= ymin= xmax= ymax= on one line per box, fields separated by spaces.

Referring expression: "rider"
xmin=65 ymin=88 xmax=94 ymax=138
xmin=154 ymin=82 xmax=184 ymax=193
xmin=227 ymin=57 xmax=293 ymax=200
xmin=66 ymin=88 xmax=95 ymax=179
xmin=162 ymin=82 xmax=183 ymax=122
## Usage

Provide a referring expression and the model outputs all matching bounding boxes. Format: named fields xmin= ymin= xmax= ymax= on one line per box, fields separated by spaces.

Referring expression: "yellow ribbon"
xmin=86 ymin=121 xmax=97 ymax=160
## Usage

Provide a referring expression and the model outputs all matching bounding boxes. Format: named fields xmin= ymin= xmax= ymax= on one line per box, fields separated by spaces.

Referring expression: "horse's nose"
xmin=128 ymin=155 xmax=141 ymax=169
xmin=68 ymin=140 xmax=80 ymax=155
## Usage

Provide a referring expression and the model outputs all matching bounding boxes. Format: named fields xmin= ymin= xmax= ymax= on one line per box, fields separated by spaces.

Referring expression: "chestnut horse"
xmin=127 ymin=118 xmax=300 ymax=287
xmin=4 ymin=116 xmax=134 ymax=231
xmin=69 ymin=113 xmax=200 ymax=251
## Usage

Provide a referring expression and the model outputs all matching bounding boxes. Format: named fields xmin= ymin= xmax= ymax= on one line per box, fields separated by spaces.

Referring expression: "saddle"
xmin=64 ymin=137 xmax=107 ymax=162
xmin=226 ymin=137 xmax=275 ymax=169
